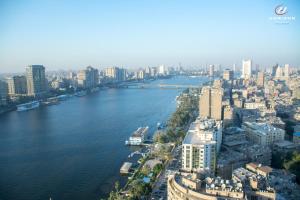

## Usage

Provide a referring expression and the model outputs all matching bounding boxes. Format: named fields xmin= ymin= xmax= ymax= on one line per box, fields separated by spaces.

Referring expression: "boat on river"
xmin=17 ymin=101 xmax=40 ymax=111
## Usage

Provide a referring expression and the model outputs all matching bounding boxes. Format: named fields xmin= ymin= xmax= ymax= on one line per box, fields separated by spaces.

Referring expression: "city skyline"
xmin=1 ymin=0 xmax=300 ymax=73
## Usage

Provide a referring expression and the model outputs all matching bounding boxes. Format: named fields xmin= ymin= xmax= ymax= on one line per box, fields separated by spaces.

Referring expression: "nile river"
xmin=0 ymin=76 xmax=208 ymax=200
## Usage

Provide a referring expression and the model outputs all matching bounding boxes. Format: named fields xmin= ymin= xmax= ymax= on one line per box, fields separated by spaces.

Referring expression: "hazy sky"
xmin=0 ymin=0 xmax=299 ymax=73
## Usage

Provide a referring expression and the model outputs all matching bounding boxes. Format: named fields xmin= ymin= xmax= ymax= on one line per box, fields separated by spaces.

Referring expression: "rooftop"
xmin=183 ymin=131 xmax=216 ymax=145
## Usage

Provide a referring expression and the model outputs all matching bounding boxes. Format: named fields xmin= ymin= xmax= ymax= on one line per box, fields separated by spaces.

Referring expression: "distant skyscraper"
xmin=137 ymin=70 xmax=145 ymax=79
xmin=209 ymin=65 xmax=214 ymax=76
xmin=275 ymin=65 xmax=283 ymax=79
xmin=223 ymin=69 xmax=234 ymax=81
xmin=199 ymin=86 xmax=223 ymax=120
xmin=0 ymin=80 xmax=8 ymax=105
xmin=284 ymin=64 xmax=290 ymax=78
xmin=77 ymin=66 xmax=99 ymax=88
xmin=233 ymin=64 xmax=236 ymax=72
xmin=7 ymin=75 xmax=27 ymax=96
xmin=26 ymin=65 xmax=47 ymax=97
xmin=242 ymin=59 xmax=252 ymax=79
xmin=158 ymin=65 xmax=166 ymax=75
xmin=150 ymin=67 xmax=157 ymax=77
xmin=271 ymin=64 xmax=278 ymax=77
xmin=257 ymin=71 xmax=264 ymax=87
xmin=105 ymin=67 xmax=126 ymax=82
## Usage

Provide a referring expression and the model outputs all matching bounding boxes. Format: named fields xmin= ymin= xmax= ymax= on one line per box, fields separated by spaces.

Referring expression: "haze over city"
xmin=0 ymin=0 xmax=300 ymax=73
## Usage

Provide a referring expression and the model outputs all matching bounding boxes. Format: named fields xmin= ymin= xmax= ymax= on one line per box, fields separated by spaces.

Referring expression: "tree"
xmin=283 ymin=151 xmax=300 ymax=183
xmin=153 ymin=131 xmax=169 ymax=143
xmin=108 ymin=181 xmax=123 ymax=200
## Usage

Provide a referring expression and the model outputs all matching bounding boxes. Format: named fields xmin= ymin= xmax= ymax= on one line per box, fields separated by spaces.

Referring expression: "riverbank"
xmin=107 ymin=86 xmax=202 ymax=199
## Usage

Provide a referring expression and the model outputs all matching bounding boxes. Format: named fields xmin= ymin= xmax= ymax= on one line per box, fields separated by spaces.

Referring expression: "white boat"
xmin=125 ymin=126 xmax=149 ymax=146
xmin=17 ymin=101 xmax=40 ymax=111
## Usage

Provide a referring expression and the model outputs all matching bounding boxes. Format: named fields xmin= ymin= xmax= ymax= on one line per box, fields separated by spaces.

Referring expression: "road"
xmin=149 ymin=145 xmax=182 ymax=200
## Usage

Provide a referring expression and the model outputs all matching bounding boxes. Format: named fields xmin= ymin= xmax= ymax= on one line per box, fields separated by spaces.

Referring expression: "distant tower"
xmin=257 ymin=71 xmax=265 ymax=87
xmin=209 ymin=65 xmax=214 ymax=77
xmin=284 ymin=64 xmax=290 ymax=78
xmin=242 ymin=59 xmax=252 ymax=79
xmin=272 ymin=64 xmax=278 ymax=77
xmin=275 ymin=65 xmax=283 ymax=79
xmin=223 ymin=69 xmax=234 ymax=81
xmin=233 ymin=64 xmax=236 ymax=72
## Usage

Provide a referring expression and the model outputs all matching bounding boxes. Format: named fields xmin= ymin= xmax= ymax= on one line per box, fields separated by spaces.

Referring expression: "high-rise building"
xmin=284 ymin=64 xmax=290 ymax=78
xmin=137 ymin=70 xmax=145 ymax=79
xmin=182 ymin=117 xmax=222 ymax=173
xmin=257 ymin=71 xmax=264 ymax=87
xmin=7 ymin=75 xmax=27 ymax=96
xmin=209 ymin=65 xmax=214 ymax=76
xmin=150 ymin=67 xmax=157 ymax=77
xmin=77 ymin=66 xmax=99 ymax=88
xmin=242 ymin=59 xmax=252 ymax=79
xmin=211 ymin=88 xmax=223 ymax=120
xmin=233 ymin=63 xmax=236 ymax=72
xmin=199 ymin=87 xmax=210 ymax=118
xmin=199 ymin=86 xmax=223 ymax=120
xmin=158 ymin=65 xmax=166 ymax=75
xmin=223 ymin=69 xmax=234 ymax=81
xmin=271 ymin=64 xmax=278 ymax=77
xmin=275 ymin=65 xmax=283 ymax=79
xmin=105 ymin=67 xmax=126 ymax=82
xmin=26 ymin=65 xmax=47 ymax=97
xmin=0 ymin=80 xmax=8 ymax=106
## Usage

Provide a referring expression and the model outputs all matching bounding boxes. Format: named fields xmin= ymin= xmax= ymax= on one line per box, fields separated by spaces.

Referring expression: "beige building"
xmin=168 ymin=173 xmax=244 ymax=200
xmin=7 ymin=75 xmax=27 ymax=96
xmin=199 ymin=86 xmax=223 ymax=120
xmin=242 ymin=122 xmax=285 ymax=146
xmin=223 ymin=105 xmax=234 ymax=127
xmin=77 ymin=66 xmax=99 ymax=89
xmin=105 ymin=67 xmax=126 ymax=82
xmin=246 ymin=163 xmax=272 ymax=177
xmin=223 ymin=69 xmax=234 ymax=81
xmin=257 ymin=71 xmax=264 ymax=87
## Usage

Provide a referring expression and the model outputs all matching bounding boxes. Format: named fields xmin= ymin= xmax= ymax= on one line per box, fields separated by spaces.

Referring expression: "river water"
xmin=0 ymin=76 xmax=208 ymax=200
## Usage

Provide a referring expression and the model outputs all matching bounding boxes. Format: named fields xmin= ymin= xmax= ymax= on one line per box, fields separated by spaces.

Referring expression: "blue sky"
xmin=0 ymin=0 xmax=299 ymax=72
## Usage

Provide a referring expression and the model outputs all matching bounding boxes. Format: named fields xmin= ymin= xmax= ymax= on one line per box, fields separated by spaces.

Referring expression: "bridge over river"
xmin=119 ymin=83 xmax=201 ymax=89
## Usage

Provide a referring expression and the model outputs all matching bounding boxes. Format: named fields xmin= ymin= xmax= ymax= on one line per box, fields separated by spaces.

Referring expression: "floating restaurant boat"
xmin=120 ymin=162 xmax=132 ymax=174
xmin=41 ymin=97 xmax=60 ymax=106
xmin=125 ymin=126 xmax=149 ymax=146
xmin=17 ymin=101 xmax=40 ymax=111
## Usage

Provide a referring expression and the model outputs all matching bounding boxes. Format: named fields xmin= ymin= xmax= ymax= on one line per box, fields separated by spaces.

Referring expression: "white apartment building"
xmin=182 ymin=117 xmax=222 ymax=173
xmin=242 ymin=122 xmax=285 ymax=146
xmin=242 ymin=59 xmax=252 ymax=79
